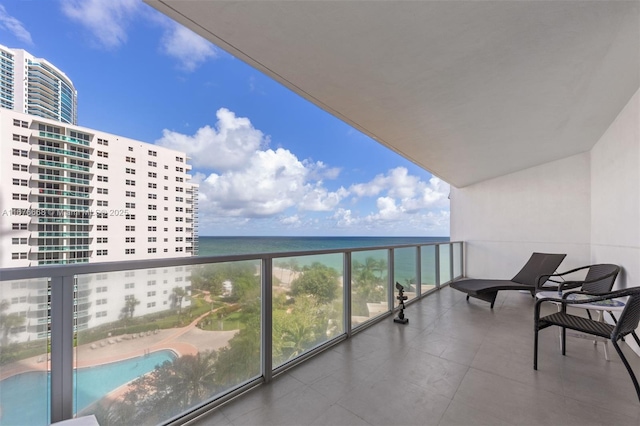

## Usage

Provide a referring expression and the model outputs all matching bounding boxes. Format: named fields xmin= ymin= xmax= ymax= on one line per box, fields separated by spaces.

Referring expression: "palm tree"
xmin=0 ymin=299 xmax=26 ymax=347
xmin=172 ymin=287 xmax=187 ymax=314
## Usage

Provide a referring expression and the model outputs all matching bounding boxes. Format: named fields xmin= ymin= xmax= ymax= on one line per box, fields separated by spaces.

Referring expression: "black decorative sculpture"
xmin=394 ymin=282 xmax=408 ymax=324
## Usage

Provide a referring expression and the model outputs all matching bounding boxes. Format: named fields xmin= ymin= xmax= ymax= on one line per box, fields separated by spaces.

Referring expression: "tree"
xmin=0 ymin=299 xmax=25 ymax=347
xmin=172 ymin=287 xmax=187 ymax=313
xmin=120 ymin=296 xmax=140 ymax=322
xmin=290 ymin=262 xmax=339 ymax=305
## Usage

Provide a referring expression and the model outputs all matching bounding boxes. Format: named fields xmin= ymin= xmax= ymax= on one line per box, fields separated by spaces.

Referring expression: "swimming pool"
xmin=0 ymin=350 xmax=176 ymax=426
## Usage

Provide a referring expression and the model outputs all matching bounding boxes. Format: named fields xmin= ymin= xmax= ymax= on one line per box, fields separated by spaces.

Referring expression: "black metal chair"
xmin=534 ymin=287 xmax=640 ymax=402
xmin=535 ymin=263 xmax=620 ymax=294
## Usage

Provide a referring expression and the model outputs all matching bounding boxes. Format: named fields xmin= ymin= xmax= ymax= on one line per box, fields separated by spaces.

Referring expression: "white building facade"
xmin=0 ymin=44 xmax=78 ymax=125
xmin=0 ymin=109 xmax=199 ymax=341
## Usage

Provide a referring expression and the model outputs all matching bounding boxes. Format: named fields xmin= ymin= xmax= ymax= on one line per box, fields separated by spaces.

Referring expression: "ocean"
xmin=196 ymin=236 xmax=451 ymax=284
xmin=197 ymin=236 xmax=449 ymax=256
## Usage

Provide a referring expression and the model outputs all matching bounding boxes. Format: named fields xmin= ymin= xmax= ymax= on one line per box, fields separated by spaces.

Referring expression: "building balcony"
xmin=38 ymin=145 xmax=91 ymax=160
xmin=38 ymin=131 xmax=90 ymax=147
xmin=38 ymin=160 xmax=90 ymax=173
xmin=0 ymin=241 xmax=465 ymax=425
xmin=35 ymin=174 xmax=90 ymax=185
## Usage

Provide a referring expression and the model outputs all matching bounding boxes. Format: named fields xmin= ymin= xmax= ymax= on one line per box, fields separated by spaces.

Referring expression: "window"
xmin=126 ymin=168 xmax=136 ymax=174
xmin=147 ymin=291 xmax=156 ymax=297
xmin=148 ymin=237 xmax=156 ymax=242
xmin=176 ymin=187 xmax=184 ymax=192
xmin=96 ymin=311 xmax=108 ymax=318
xmin=125 ymin=237 xmax=135 ymax=243
xmin=148 ymin=280 xmax=156 ymax=285
xmin=96 ymin=212 xmax=108 ymax=219
xmin=175 ymin=227 xmax=183 ymax=232
xmin=176 ymin=217 xmax=184 ymax=222
xmin=125 ymin=282 xmax=135 ymax=289
xmin=97 ymin=151 xmax=108 ymax=158
xmin=12 ymin=193 xmax=28 ymax=201
xmin=125 ymin=271 xmax=135 ymax=277
xmin=125 ymin=225 xmax=136 ymax=231
xmin=96 ymin=237 xmax=108 ymax=243
xmin=148 ymin=182 xmax=157 ymax=189
xmin=164 ymin=186 xmax=168 ymax=190
xmin=97 ymin=188 xmax=108 ymax=194
xmin=148 ymin=248 xmax=157 ymax=254
xmin=13 ymin=119 xmax=28 ymax=128
xmin=148 ymin=161 xmax=157 ymax=167
xmin=96 ymin=225 xmax=108 ymax=231
xmin=12 ymin=164 xmax=28 ymax=172
xmin=148 ymin=226 xmax=157 ymax=231
xmin=125 ymin=179 xmax=135 ymax=186
xmin=96 ymin=200 xmax=108 ymax=207
xmin=164 ymin=217 xmax=169 ymax=221
xmin=148 ymin=215 xmax=157 ymax=221
xmin=176 ymin=197 xmax=184 ymax=202
xmin=175 ymin=237 xmax=184 ymax=242
xmin=96 ymin=299 xmax=107 ymax=305
xmin=97 ymin=175 xmax=108 ymax=182
xmin=125 ymin=214 xmax=136 ymax=220
xmin=128 ymin=147 xmax=133 ymax=152
xmin=148 ymin=204 xmax=157 ymax=210
xmin=148 ymin=172 xmax=157 ymax=178
xmin=176 ymin=156 xmax=184 ymax=162
xmin=175 ymin=247 xmax=184 ymax=252
xmin=148 ymin=150 xmax=157 ymax=156
xmin=126 ymin=191 xmax=136 ymax=197
xmin=97 ymin=138 xmax=109 ymax=146
xmin=176 ymin=167 xmax=184 ymax=172
xmin=148 ymin=194 xmax=157 ymax=199
xmin=97 ymin=163 xmax=108 ymax=170
xmin=176 ymin=207 xmax=184 ymax=212
xmin=12 ymin=149 xmax=28 ymax=157
xmin=126 ymin=156 xmax=136 ymax=163
xmin=12 ymin=238 xmax=28 ymax=244
xmin=97 ymin=249 xmax=108 ymax=256
xmin=12 ymin=179 xmax=28 ymax=186
xmin=147 ymin=302 xmax=156 ymax=308
xmin=125 ymin=248 xmax=135 ymax=255
xmin=176 ymin=177 xmax=184 ymax=182
xmin=147 ymin=270 xmax=157 ymax=275
xmin=96 ymin=286 xmax=107 ymax=293
xmin=164 ymin=176 xmax=169 ymax=180
xmin=125 ymin=202 xmax=135 ymax=209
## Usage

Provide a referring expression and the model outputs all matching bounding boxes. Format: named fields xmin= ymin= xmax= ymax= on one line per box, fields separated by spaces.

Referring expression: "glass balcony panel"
xmin=453 ymin=242 xmax=462 ymax=279
xmin=439 ymin=244 xmax=451 ymax=285
xmin=0 ymin=278 xmax=51 ymax=426
xmin=272 ymin=254 xmax=344 ymax=368
xmin=420 ymin=245 xmax=436 ymax=292
xmin=351 ymin=250 xmax=389 ymax=327
xmin=75 ymin=261 xmax=261 ymax=424
xmin=393 ymin=247 xmax=417 ymax=301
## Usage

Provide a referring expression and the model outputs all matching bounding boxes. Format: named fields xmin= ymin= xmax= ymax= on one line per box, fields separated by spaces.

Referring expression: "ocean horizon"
xmin=196 ymin=235 xmax=449 ymax=256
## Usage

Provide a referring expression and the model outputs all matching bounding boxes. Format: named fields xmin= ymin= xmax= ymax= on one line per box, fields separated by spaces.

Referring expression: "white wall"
xmin=450 ymin=153 xmax=591 ymax=278
xmin=590 ymin=88 xmax=640 ymax=290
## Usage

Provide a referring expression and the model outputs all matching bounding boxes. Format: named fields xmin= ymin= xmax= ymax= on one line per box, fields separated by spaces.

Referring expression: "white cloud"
xmin=61 ymin=0 xmax=140 ymax=49
xmin=280 ymin=215 xmax=301 ymax=226
xmin=156 ymin=108 xmax=267 ymax=171
xmin=0 ymin=5 xmax=32 ymax=45
xmin=299 ymin=185 xmax=348 ymax=211
xmin=159 ymin=22 xmax=218 ymax=72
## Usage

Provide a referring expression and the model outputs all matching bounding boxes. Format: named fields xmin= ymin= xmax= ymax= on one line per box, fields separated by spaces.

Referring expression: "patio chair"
xmin=450 ymin=252 xmax=566 ymax=308
xmin=534 ymin=287 xmax=640 ymax=402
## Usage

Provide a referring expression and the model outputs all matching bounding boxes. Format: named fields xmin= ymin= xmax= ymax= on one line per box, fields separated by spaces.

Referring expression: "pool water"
xmin=0 ymin=350 xmax=176 ymax=426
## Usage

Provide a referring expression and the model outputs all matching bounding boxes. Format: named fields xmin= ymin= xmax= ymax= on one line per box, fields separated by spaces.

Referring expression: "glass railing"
xmin=38 ymin=145 xmax=91 ymax=160
xmin=37 ymin=189 xmax=90 ymax=198
xmin=0 ymin=241 xmax=463 ymax=425
xmin=38 ymin=203 xmax=90 ymax=211
xmin=38 ymin=160 xmax=90 ymax=172
xmin=37 ymin=175 xmax=90 ymax=185
xmin=39 ymin=131 xmax=90 ymax=147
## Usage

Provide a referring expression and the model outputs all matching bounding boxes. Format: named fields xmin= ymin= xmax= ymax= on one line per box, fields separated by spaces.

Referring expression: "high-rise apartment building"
xmin=1 ymin=109 xmax=199 ymax=341
xmin=0 ymin=44 xmax=78 ymax=124
xmin=1 ymin=109 xmax=199 ymax=268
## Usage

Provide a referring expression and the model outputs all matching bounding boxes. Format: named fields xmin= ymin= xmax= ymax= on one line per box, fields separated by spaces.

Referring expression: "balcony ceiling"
xmin=147 ymin=1 xmax=640 ymax=187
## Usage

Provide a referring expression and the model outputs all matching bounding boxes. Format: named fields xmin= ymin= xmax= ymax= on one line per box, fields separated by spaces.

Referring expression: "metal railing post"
xmin=343 ymin=252 xmax=352 ymax=338
xmin=416 ymin=246 xmax=422 ymax=297
xmin=435 ymin=244 xmax=441 ymax=288
xmin=388 ymin=249 xmax=395 ymax=312
xmin=261 ymin=257 xmax=273 ymax=383
xmin=450 ymin=243 xmax=454 ymax=284
xmin=50 ymin=274 xmax=74 ymax=423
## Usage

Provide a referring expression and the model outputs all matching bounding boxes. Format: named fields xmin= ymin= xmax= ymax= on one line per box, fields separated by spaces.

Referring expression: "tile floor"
xmin=191 ymin=287 xmax=640 ymax=425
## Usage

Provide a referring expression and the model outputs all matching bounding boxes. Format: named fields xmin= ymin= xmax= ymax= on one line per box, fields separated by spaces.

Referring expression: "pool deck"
xmin=0 ymin=311 xmax=238 ymax=381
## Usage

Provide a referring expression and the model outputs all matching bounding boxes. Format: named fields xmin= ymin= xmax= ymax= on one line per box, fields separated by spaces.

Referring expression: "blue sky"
xmin=1 ymin=1 xmax=450 ymax=237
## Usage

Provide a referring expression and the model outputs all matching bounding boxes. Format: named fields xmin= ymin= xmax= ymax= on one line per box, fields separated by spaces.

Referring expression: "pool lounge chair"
xmin=450 ymin=252 xmax=567 ymax=308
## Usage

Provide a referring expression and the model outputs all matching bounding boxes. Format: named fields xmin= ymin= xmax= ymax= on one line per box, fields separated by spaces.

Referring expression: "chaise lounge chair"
xmin=450 ymin=252 xmax=567 ymax=308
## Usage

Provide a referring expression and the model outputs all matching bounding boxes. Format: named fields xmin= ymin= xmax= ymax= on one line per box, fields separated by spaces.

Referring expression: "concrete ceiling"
xmin=147 ymin=1 xmax=640 ymax=188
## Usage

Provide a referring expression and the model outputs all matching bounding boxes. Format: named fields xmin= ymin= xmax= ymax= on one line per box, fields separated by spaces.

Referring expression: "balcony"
xmin=2 ymin=241 xmax=639 ymax=425
xmin=0 ymin=241 xmax=463 ymax=425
